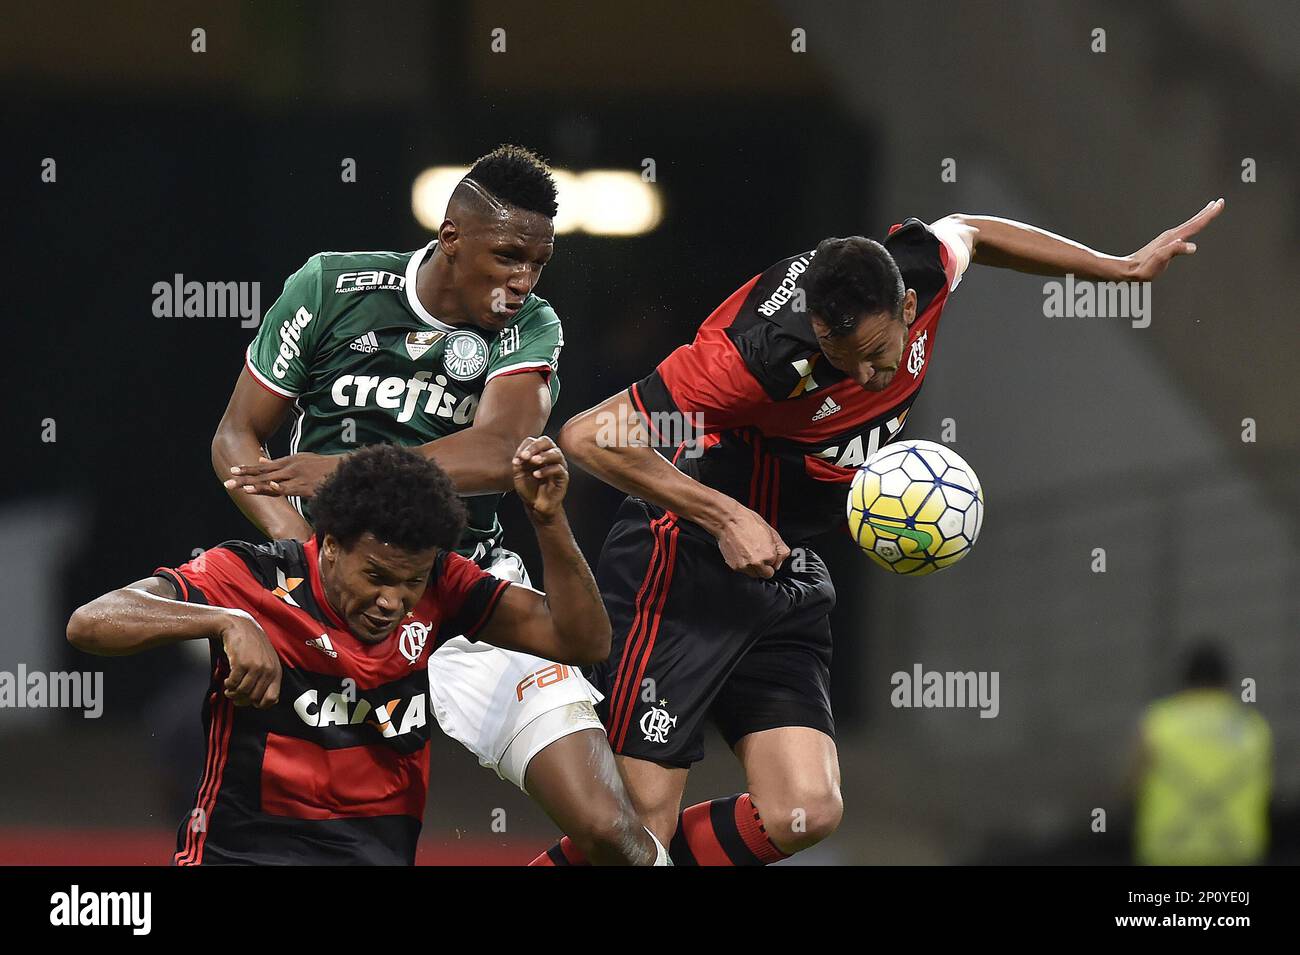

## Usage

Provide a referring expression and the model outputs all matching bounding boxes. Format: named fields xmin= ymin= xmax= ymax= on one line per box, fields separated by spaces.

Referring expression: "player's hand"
xmin=1122 ymin=198 xmax=1224 ymax=281
xmin=218 ymin=610 xmax=281 ymax=709
xmin=513 ymin=436 xmax=568 ymax=523
xmin=224 ymin=452 xmax=342 ymax=499
xmin=716 ymin=504 xmax=790 ymax=579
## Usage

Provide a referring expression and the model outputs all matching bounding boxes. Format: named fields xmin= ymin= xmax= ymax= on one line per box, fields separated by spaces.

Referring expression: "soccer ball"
xmin=846 ymin=439 xmax=984 ymax=576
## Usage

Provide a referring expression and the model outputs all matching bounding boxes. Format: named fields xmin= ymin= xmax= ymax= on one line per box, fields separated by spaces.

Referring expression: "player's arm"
xmin=931 ymin=198 xmax=1223 ymax=281
xmin=67 ymin=576 xmax=281 ymax=708
xmin=231 ymin=361 xmax=552 ymax=500
xmin=216 ymin=254 xmax=321 ymax=540
xmin=213 ymin=369 xmax=314 ymax=541
xmin=471 ymin=436 xmax=611 ymax=664
xmin=410 ymin=371 xmax=551 ymax=492
xmin=559 ymin=391 xmax=789 ymax=579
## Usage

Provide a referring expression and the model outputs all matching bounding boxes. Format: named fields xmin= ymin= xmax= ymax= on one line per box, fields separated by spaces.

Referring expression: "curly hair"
xmin=467 ymin=144 xmax=559 ymax=218
xmin=311 ymin=444 xmax=466 ymax=553
xmin=804 ymin=236 xmax=906 ymax=336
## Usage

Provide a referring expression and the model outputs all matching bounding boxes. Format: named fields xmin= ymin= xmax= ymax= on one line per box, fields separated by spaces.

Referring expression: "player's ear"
xmin=438 ymin=218 xmax=460 ymax=255
xmin=901 ymin=288 xmax=918 ymax=327
xmin=321 ymin=534 xmax=338 ymax=564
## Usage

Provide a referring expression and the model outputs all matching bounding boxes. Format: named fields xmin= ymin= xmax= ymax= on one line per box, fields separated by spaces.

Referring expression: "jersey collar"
xmin=405 ymin=240 xmax=458 ymax=332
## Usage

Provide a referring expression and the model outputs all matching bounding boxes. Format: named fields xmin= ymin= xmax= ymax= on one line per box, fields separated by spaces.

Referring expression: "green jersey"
xmin=246 ymin=242 xmax=563 ymax=560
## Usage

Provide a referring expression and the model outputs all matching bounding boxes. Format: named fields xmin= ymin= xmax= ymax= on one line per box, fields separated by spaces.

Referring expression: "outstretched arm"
xmin=413 ymin=371 xmax=552 ymax=491
xmin=227 ymin=371 xmax=552 ymax=500
xmin=933 ymin=198 xmax=1224 ymax=281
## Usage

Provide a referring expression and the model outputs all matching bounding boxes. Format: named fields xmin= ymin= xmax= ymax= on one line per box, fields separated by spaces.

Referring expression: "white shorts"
xmin=428 ymin=548 xmax=605 ymax=791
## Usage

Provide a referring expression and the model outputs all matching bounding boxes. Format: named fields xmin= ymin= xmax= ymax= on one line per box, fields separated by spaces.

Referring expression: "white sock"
xmin=646 ymin=827 xmax=673 ymax=866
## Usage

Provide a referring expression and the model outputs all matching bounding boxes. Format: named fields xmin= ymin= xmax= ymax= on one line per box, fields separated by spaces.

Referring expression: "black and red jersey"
xmin=154 ymin=535 xmax=509 ymax=865
xmin=629 ymin=218 xmax=964 ymax=544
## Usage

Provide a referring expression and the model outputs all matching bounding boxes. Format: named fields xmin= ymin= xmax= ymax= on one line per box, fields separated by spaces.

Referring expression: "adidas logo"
xmin=811 ymin=396 xmax=842 ymax=421
xmin=349 ymin=331 xmax=380 ymax=354
xmin=306 ymin=634 xmax=338 ymax=658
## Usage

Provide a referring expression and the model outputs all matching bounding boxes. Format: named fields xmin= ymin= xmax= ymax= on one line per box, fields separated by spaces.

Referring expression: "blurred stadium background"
xmin=1 ymin=0 xmax=1296 ymax=864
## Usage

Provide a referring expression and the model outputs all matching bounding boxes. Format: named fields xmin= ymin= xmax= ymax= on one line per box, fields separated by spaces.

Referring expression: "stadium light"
xmin=550 ymin=169 xmax=582 ymax=235
xmin=411 ymin=166 xmax=662 ymax=236
xmin=411 ymin=166 xmax=469 ymax=232
xmin=574 ymin=170 xmax=663 ymax=236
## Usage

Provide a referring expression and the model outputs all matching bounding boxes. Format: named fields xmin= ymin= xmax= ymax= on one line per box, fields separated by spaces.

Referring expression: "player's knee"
xmin=567 ymin=807 xmax=648 ymax=864
xmin=764 ymin=787 xmax=843 ymax=853
xmin=801 ymin=791 xmax=844 ymax=845
xmin=642 ymin=805 xmax=680 ymax=849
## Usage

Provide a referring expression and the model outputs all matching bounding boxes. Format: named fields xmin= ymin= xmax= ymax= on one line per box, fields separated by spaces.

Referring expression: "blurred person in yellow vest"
xmin=1130 ymin=642 xmax=1272 ymax=865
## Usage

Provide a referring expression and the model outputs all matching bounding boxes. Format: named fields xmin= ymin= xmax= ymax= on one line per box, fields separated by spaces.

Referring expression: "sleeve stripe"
xmin=485 ymin=361 xmax=553 ymax=384
xmin=488 ymin=366 xmax=552 ymax=382
xmin=462 ymin=579 xmax=511 ymax=639
xmin=244 ymin=345 xmax=298 ymax=399
xmin=153 ymin=567 xmax=188 ymax=601
xmin=152 ymin=568 xmax=210 ymax=605
xmin=628 ymin=382 xmax=662 ymax=443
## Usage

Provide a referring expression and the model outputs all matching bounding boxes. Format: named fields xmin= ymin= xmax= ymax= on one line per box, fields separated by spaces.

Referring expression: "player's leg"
xmin=666 ymin=545 xmax=840 ymax=865
xmin=429 ymin=541 xmax=665 ymax=865
xmin=615 ymin=754 xmax=690 ymax=846
xmin=735 ymin=726 xmax=843 ymax=853
xmin=431 ymin=637 xmax=667 ymax=865
xmin=529 ymin=752 xmax=686 ymax=865
xmin=532 ymin=499 xmax=750 ymax=865
xmin=516 ymin=721 xmax=666 ymax=866
xmin=655 ymin=730 xmax=840 ymax=866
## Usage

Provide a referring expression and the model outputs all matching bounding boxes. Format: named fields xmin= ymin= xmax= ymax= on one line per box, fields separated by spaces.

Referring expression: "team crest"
xmin=398 ymin=621 xmax=430 ymax=664
xmin=405 ymin=330 xmax=445 ymax=361
xmin=907 ymin=331 xmax=928 ymax=377
xmin=442 ymin=329 xmax=489 ymax=380
xmin=639 ymin=702 xmax=677 ymax=743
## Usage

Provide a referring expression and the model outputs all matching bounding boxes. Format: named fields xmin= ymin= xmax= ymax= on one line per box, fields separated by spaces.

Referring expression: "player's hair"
xmin=312 ymin=444 xmax=466 ymax=553
xmin=465 ymin=144 xmax=559 ymax=218
xmin=804 ymin=236 xmax=906 ymax=336
xmin=1183 ymin=640 xmax=1229 ymax=688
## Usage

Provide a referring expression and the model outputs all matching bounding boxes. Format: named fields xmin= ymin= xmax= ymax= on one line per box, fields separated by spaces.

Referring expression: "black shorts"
xmin=588 ymin=497 xmax=835 ymax=768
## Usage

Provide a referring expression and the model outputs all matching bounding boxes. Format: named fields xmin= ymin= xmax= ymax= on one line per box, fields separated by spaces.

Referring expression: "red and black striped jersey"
xmin=155 ymin=535 xmax=509 ymax=865
xmin=629 ymin=218 xmax=965 ymax=544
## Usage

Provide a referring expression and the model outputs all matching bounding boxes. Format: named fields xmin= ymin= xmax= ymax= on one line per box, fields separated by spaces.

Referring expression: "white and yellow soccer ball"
xmin=846 ymin=439 xmax=984 ymax=576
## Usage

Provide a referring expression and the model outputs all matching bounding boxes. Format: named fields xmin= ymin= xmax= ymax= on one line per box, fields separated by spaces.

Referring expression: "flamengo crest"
xmin=907 ymin=331 xmax=928 ymax=377
xmin=399 ymin=621 xmax=430 ymax=664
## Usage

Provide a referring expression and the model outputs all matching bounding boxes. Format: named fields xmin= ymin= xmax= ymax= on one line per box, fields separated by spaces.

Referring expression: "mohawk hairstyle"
xmin=312 ymin=444 xmax=466 ymax=554
xmin=804 ymin=236 xmax=906 ymax=337
xmin=465 ymin=144 xmax=559 ymax=218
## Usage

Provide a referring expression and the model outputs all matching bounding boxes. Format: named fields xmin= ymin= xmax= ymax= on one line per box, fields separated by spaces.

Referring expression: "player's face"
xmin=811 ymin=289 xmax=917 ymax=391
xmin=449 ymin=209 xmax=555 ymax=334
xmin=318 ymin=532 xmax=439 ymax=644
